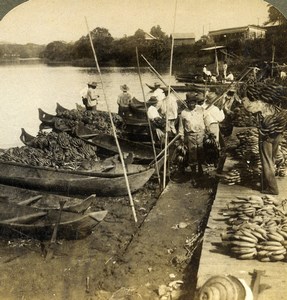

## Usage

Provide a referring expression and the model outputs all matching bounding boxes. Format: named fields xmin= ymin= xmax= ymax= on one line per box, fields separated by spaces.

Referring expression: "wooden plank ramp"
xmin=196 ymin=157 xmax=287 ymax=300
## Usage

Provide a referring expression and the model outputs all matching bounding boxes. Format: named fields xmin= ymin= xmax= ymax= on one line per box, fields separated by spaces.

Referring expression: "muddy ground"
xmin=0 ymin=173 xmax=217 ymax=300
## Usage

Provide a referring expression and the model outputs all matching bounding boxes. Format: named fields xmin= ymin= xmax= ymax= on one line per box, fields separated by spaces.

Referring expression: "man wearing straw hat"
xmin=151 ymin=82 xmax=165 ymax=108
xmin=178 ymin=92 xmax=206 ymax=187
xmin=158 ymin=89 xmax=178 ymax=136
xmin=117 ymin=84 xmax=132 ymax=115
xmin=80 ymin=81 xmax=100 ymax=111
xmin=202 ymin=91 xmax=225 ymax=147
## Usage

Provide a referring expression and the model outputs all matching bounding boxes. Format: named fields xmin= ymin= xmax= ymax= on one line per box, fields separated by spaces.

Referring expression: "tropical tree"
xmin=42 ymin=41 xmax=73 ymax=61
xmin=264 ymin=5 xmax=287 ymax=25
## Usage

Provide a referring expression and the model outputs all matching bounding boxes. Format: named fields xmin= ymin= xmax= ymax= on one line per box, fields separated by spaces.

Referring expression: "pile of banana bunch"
xmin=220 ymin=194 xmax=287 ymax=262
xmin=170 ymin=140 xmax=188 ymax=172
xmin=242 ymin=82 xmax=287 ymax=108
xmin=56 ymin=108 xmax=123 ymax=134
xmin=220 ymin=169 xmax=241 ymax=186
xmin=233 ymin=128 xmax=261 ymax=182
xmin=0 ymin=131 xmax=98 ymax=170
xmin=259 ymin=109 xmax=287 ymax=137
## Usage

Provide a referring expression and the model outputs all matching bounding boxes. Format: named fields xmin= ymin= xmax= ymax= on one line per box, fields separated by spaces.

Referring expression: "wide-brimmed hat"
xmin=88 ymin=81 xmax=97 ymax=88
xmin=206 ymin=92 xmax=218 ymax=102
xmin=147 ymin=96 xmax=158 ymax=106
xmin=120 ymin=84 xmax=129 ymax=91
xmin=154 ymin=82 xmax=161 ymax=87
xmin=185 ymin=92 xmax=204 ymax=103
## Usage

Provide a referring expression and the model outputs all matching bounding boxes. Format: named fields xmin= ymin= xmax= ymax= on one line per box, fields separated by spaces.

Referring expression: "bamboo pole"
xmin=141 ymin=55 xmax=187 ymax=108
xmin=206 ymin=66 xmax=253 ymax=109
xmin=85 ymin=17 xmax=138 ymax=223
xmin=149 ymin=133 xmax=180 ymax=167
xmin=163 ymin=0 xmax=178 ymax=189
xmin=135 ymin=47 xmax=161 ymax=187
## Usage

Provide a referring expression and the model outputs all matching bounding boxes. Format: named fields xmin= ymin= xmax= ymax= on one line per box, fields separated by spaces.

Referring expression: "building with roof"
xmin=171 ymin=33 xmax=196 ymax=46
xmin=208 ymin=25 xmax=266 ymax=43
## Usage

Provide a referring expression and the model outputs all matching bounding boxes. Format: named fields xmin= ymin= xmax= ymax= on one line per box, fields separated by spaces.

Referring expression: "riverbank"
xmin=0 ymin=172 xmax=216 ymax=300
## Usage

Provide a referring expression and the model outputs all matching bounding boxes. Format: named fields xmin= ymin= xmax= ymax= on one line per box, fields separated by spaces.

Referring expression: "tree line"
xmin=1 ymin=5 xmax=286 ymax=73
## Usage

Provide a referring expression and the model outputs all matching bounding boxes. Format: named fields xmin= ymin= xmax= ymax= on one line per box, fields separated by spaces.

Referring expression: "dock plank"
xmin=197 ymin=157 xmax=287 ymax=300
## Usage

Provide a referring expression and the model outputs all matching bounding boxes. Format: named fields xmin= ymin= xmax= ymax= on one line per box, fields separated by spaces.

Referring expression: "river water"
xmin=0 ymin=62 xmax=178 ymax=148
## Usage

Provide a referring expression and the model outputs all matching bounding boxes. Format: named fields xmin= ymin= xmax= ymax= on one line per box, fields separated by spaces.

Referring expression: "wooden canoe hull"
xmin=0 ymin=184 xmax=94 ymax=213
xmin=76 ymin=124 xmax=157 ymax=161
xmin=146 ymin=83 xmax=199 ymax=93
xmin=0 ymin=202 xmax=107 ymax=240
xmin=0 ymin=161 xmax=155 ymax=196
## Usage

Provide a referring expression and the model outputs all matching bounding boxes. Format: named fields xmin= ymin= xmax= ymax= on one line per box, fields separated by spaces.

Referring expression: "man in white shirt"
xmin=202 ymin=92 xmax=225 ymax=146
xmin=158 ymin=90 xmax=178 ymax=135
xmin=80 ymin=81 xmax=99 ymax=111
xmin=152 ymin=82 xmax=165 ymax=108
xmin=225 ymin=72 xmax=234 ymax=82
xmin=147 ymin=97 xmax=165 ymax=142
xmin=178 ymin=92 xmax=206 ymax=186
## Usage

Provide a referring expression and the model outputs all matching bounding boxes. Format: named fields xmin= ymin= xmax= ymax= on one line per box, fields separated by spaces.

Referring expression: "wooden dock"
xmin=196 ymin=158 xmax=287 ymax=300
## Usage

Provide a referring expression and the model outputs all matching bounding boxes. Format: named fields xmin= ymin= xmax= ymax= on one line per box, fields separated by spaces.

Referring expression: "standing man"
xmin=202 ymin=92 xmax=225 ymax=147
xmin=80 ymin=81 xmax=99 ymax=111
xmin=242 ymin=93 xmax=285 ymax=195
xmin=223 ymin=61 xmax=228 ymax=79
xmin=203 ymin=65 xmax=212 ymax=81
xmin=117 ymin=84 xmax=132 ymax=116
xmin=158 ymin=90 xmax=178 ymax=135
xmin=178 ymin=92 xmax=206 ymax=187
xmin=152 ymin=82 xmax=165 ymax=108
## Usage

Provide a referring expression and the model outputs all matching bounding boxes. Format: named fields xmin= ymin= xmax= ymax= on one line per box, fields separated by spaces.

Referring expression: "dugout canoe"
xmin=38 ymin=108 xmax=56 ymax=127
xmin=0 ymin=160 xmax=155 ymax=196
xmin=146 ymin=83 xmax=197 ymax=93
xmin=75 ymin=123 xmax=157 ymax=161
xmin=0 ymin=201 xmax=107 ymax=240
xmin=19 ymin=128 xmax=150 ymax=173
xmin=0 ymin=183 xmax=95 ymax=213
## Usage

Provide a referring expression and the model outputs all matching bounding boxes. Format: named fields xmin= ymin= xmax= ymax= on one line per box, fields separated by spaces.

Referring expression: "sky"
xmin=0 ymin=0 xmax=274 ymax=45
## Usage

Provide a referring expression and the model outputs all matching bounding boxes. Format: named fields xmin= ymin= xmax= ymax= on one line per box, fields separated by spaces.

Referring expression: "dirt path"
xmin=0 ymin=175 xmax=216 ymax=300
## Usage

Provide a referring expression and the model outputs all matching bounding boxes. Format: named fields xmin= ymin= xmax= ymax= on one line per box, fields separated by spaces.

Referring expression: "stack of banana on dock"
xmin=220 ymin=194 xmax=287 ymax=262
xmin=233 ymin=128 xmax=261 ymax=182
xmin=244 ymin=82 xmax=287 ymax=106
xmin=219 ymin=169 xmax=241 ymax=185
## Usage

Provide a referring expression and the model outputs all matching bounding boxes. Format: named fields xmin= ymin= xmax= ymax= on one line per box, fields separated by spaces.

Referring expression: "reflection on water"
xmin=0 ymin=63 xmax=179 ymax=148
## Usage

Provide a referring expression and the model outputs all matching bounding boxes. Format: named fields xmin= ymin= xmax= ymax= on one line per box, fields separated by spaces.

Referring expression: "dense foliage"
xmin=0 ymin=43 xmax=45 ymax=59
xmin=1 ymin=5 xmax=287 ymax=69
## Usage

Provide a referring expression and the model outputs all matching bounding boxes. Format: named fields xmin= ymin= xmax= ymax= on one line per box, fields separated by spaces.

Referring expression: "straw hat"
xmin=147 ymin=96 xmax=158 ymax=106
xmin=185 ymin=92 xmax=204 ymax=103
xmin=120 ymin=84 xmax=129 ymax=91
xmin=206 ymin=92 xmax=218 ymax=103
xmin=88 ymin=81 xmax=97 ymax=88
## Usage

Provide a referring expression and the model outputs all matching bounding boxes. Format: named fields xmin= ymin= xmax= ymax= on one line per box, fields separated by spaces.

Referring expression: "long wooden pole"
xmin=135 ymin=47 xmax=161 ymax=186
xmin=163 ymin=0 xmax=178 ymax=189
xmin=206 ymin=66 xmax=253 ymax=109
xmin=85 ymin=18 xmax=138 ymax=223
xmin=141 ymin=54 xmax=187 ymax=108
xmin=149 ymin=133 xmax=180 ymax=166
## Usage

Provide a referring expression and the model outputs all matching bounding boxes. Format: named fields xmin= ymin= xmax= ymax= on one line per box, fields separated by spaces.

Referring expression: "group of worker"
xmin=80 ymin=79 xmax=281 ymax=196
xmin=203 ymin=61 xmax=234 ymax=83
xmin=144 ymin=82 xmax=230 ymax=187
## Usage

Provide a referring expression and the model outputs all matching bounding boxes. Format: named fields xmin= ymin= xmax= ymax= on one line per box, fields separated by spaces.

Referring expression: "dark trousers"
xmin=259 ymin=133 xmax=282 ymax=195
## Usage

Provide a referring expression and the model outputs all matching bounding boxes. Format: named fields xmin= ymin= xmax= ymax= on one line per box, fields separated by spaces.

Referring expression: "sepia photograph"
xmin=0 ymin=0 xmax=287 ymax=299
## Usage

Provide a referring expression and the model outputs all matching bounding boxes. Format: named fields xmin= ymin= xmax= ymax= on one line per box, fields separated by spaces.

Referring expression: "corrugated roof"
xmin=172 ymin=33 xmax=195 ymax=39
